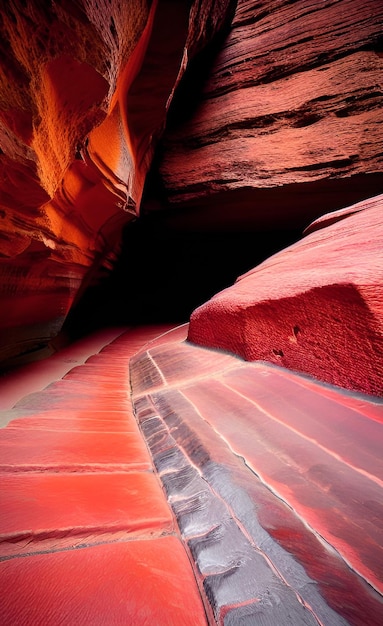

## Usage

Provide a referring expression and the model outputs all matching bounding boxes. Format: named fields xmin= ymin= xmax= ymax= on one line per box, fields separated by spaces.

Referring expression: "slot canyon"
xmin=0 ymin=1 xmax=382 ymax=624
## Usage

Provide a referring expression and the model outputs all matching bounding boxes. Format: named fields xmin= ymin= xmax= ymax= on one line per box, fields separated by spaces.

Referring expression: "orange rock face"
xmin=0 ymin=0 xmax=235 ymax=366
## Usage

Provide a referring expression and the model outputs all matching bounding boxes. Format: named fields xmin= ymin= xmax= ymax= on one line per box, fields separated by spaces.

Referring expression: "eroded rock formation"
xmin=1 ymin=3 xmax=383 ymax=620
xmin=188 ymin=194 xmax=383 ymax=397
xmin=0 ymin=0 xmax=383 ymax=398
xmin=0 ymin=0 xmax=235 ymax=366
xmin=154 ymin=0 xmax=383 ymax=230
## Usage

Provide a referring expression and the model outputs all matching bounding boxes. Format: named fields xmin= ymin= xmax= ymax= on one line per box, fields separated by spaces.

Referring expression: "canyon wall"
xmin=154 ymin=0 xmax=383 ymax=231
xmin=1 ymin=0 xmax=383 ymax=396
xmin=0 ymin=0 xmax=235 ymax=366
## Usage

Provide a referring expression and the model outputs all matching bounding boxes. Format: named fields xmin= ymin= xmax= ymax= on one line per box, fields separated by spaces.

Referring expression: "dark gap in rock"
xmin=62 ymin=212 xmax=300 ymax=338
xmin=62 ymin=171 xmax=383 ymax=342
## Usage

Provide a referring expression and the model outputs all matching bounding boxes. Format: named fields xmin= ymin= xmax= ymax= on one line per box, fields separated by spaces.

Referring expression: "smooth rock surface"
xmin=0 ymin=0 xmax=235 ymax=365
xmin=1 ymin=324 xmax=382 ymax=625
xmin=131 ymin=328 xmax=383 ymax=625
xmin=0 ymin=326 xmax=209 ymax=625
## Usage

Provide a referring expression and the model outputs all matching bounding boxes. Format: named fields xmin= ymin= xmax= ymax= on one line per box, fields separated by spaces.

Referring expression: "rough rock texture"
xmin=188 ymin=194 xmax=383 ymax=397
xmin=1 ymin=2 xmax=383 ymax=618
xmin=1 ymin=0 xmax=383 ymax=399
xmin=154 ymin=0 xmax=383 ymax=231
xmin=0 ymin=0 xmax=235 ymax=366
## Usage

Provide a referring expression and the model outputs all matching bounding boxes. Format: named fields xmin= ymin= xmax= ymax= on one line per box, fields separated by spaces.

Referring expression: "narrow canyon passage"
xmin=0 ymin=1 xmax=383 ymax=623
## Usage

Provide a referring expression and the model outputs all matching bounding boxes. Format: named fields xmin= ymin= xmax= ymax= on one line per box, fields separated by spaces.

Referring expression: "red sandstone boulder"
xmin=188 ymin=194 xmax=383 ymax=397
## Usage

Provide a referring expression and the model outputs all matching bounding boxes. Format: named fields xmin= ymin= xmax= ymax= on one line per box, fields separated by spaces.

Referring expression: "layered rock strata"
xmin=156 ymin=0 xmax=383 ymax=231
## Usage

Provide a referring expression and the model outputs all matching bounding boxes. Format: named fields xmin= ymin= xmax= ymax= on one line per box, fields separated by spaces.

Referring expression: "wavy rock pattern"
xmin=0 ymin=2 xmax=382 ymax=621
xmin=130 ymin=329 xmax=383 ymax=625
xmin=0 ymin=327 xmax=210 ymax=626
xmin=2 ymin=325 xmax=381 ymax=624
xmin=0 ymin=0 xmax=235 ymax=366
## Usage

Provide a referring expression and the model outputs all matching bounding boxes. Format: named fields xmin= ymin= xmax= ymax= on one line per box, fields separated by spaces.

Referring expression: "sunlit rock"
xmin=0 ymin=0 xmax=235 ymax=366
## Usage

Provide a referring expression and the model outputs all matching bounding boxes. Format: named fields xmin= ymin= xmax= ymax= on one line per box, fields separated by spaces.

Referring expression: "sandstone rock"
xmin=157 ymin=0 xmax=383 ymax=231
xmin=188 ymin=194 xmax=383 ymax=397
xmin=0 ymin=0 xmax=235 ymax=366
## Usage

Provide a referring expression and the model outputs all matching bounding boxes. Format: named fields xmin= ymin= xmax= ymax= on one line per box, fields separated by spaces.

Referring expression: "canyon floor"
xmin=0 ymin=324 xmax=382 ymax=625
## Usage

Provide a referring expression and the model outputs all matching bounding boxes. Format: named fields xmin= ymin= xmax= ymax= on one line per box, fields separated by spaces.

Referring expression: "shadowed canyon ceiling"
xmin=0 ymin=0 xmax=383 ymax=396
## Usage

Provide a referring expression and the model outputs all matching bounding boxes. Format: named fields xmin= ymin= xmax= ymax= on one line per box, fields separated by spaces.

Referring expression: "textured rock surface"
xmin=1 ymin=0 xmax=383 ymax=399
xmin=188 ymin=194 xmax=383 ymax=397
xmin=130 ymin=330 xmax=383 ymax=625
xmin=0 ymin=327 xmax=210 ymax=626
xmin=0 ymin=0 xmax=235 ymax=366
xmin=2 ymin=1 xmax=383 ymax=621
xmin=155 ymin=0 xmax=383 ymax=230
xmin=1 ymin=325 xmax=382 ymax=625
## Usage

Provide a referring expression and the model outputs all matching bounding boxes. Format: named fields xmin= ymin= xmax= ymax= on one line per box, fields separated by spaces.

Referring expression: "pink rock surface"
xmin=131 ymin=332 xmax=383 ymax=624
xmin=1 ymin=324 xmax=382 ymax=624
xmin=188 ymin=194 xmax=383 ymax=397
xmin=0 ymin=537 xmax=208 ymax=626
xmin=0 ymin=471 xmax=174 ymax=549
xmin=0 ymin=427 xmax=151 ymax=472
xmin=0 ymin=326 xmax=211 ymax=625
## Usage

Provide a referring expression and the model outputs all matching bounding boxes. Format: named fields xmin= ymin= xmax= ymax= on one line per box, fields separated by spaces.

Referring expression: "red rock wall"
xmin=156 ymin=0 xmax=383 ymax=231
xmin=150 ymin=0 xmax=383 ymax=398
xmin=0 ymin=0 xmax=235 ymax=366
